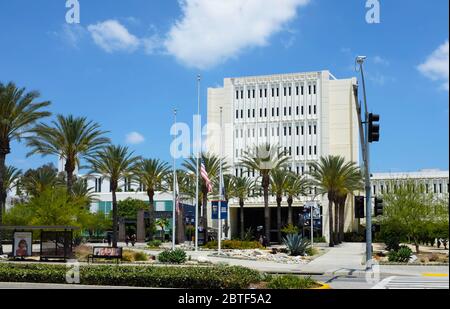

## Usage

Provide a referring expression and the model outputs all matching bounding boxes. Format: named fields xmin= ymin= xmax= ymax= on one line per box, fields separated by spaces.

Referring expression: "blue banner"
xmin=211 ymin=201 xmax=228 ymax=220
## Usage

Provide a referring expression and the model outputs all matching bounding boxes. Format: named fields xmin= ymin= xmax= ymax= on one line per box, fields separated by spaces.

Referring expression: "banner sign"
xmin=211 ymin=201 xmax=228 ymax=220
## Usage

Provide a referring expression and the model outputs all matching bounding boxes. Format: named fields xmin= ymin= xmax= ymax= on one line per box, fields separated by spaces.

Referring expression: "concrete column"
xmin=137 ymin=210 xmax=145 ymax=243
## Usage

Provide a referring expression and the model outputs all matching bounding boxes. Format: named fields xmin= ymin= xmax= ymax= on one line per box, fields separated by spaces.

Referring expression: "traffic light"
xmin=374 ymin=197 xmax=384 ymax=216
xmin=355 ymin=196 xmax=365 ymax=218
xmin=368 ymin=113 xmax=380 ymax=143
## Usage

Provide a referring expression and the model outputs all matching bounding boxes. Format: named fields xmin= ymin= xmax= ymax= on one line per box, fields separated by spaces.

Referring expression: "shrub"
xmin=122 ymin=250 xmax=136 ymax=262
xmin=388 ymin=245 xmax=413 ymax=263
xmin=147 ymin=240 xmax=162 ymax=248
xmin=158 ymin=249 xmax=187 ymax=264
xmin=305 ymin=247 xmax=318 ymax=256
xmin=0 ymin=264 xmax=261 ymax=289
xmin=267 ymin=275 xmax=317 ymax=289
xmin=281 ymin=224 xmax=299 ymax=235
xmin=204 ymin=240 xmax=264 ymax=250
xmin=314 ymin=236 xmax=326 ymax=243
xmin=283 ymin=234 xmax=310 ymax=256
xmin=344 ymin=232 xmax=365 ymax=242
xmin=134 ymin=251 xmax=149 ymax=262
xmin=428 ymin=253 xmax=439 ymax=262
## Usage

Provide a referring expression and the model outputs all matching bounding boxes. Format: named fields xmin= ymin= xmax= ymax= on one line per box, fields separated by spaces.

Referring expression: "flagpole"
xmin=195 ymin=75 xmax=201 ymax=251
xmin=218 ymin=107 xmax=223 ymax=255
xmin=172 ymin=108 xmax=177 ymax=250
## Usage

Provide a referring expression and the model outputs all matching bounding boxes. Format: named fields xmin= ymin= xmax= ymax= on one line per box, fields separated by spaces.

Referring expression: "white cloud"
xmin=126 ymin=131 xmax=145 ymax=145
xmin=87 ymin=20 xmax=140 ymax=53
xmin=373 ymin=55 xmax=389 ymax=66
xmin=418 ymin=40 xmax=449 ymax=91
xmin=164 ymin=0 xmax=310 ymax=69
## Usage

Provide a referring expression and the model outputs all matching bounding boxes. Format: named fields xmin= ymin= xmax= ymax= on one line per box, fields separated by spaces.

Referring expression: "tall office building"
xmin=207 ymin=70 xmax=360 ymax=241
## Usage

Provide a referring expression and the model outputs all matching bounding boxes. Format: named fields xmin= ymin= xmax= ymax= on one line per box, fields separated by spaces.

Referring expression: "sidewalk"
xmin=299 ymin=243 xmax=366 ymax=276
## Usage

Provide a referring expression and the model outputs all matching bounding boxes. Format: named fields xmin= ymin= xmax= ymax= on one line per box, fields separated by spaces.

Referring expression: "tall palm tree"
xmin=0 ymin=166 xmax=22 ymax=213
xmin=310 ymin=155 xmax=357 ymax=247
xmin=0 ymin=81 xmax=51 ymax=253
xmin=21 ymin=164 xmax=62 ymax=197
xmin=233 ymin=176 xmax=257 ymax=240
xmin=240 ymin=143 xmax=289 ymax=243
xmin=88 ymin=145 xmax=139 ymax=248
xmin=335 ymin=165 xmax=363 ymax=243
xmin=183 ymin=153 xmax=227 ymax=242
xmin=285 ymin=172 xmax=309 ymax=226
xmin=270 ymin=168 xmax=290 ymax=243
xmin=26 ymin=115 xmax=110 ymax=194
xmin=136 ymin=158 xmax=171 ymax=240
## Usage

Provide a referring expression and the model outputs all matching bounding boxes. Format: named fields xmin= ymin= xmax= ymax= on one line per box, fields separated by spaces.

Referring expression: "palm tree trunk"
xmin=287 ymin=196 xmax=293 ymax=225
xmin=240 ymin=199 xmax=245 ymax=240
xmin=327 ymin=193 xmax=334 ymax=247
xmin=65 ymin=159 xmax=75 ymax=194
xmin=263 ymin=175 xmax=270 ymax=243
xmin=339 ymin=196 xmax=347 ymax=243
xmin=112 ymin=189 xmax=118 ymax=248
xmin=334 ymin=202 xmax=340 ymax=245
xmin=147 ymin=190 xmax=155 ymax=240
xmin=0 ymin=151 xmax=7 ymax=255
xmin=276 ymin=196 xmax=282 ymax=243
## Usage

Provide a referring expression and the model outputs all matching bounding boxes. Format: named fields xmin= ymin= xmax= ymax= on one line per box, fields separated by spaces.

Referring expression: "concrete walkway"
xmin=300 ymin=243 xmax=366 ymax=275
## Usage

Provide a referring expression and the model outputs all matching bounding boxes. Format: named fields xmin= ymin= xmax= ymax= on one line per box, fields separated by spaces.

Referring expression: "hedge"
xmin=0 ymin=263 xmax=261 ymax=289
xmin=204 ymin=240 xmax=264 ymax=250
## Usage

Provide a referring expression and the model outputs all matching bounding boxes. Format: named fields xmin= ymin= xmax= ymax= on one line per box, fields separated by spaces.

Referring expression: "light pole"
xmin=172 ymin=108 xmax=177 ymax=250
xmin=356 ymin=56 xmax=373 ymax=265
xmin=195 ymin=75 xmax=201 ymax=251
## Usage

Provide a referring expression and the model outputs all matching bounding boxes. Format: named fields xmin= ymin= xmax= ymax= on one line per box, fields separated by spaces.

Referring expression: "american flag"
xmin=200 ymin=159 xmax=213 ymax=192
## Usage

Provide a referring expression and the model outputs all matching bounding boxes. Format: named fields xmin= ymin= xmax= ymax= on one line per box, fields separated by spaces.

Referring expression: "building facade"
xmin=206 ymin=71 xmax=360 ymax=241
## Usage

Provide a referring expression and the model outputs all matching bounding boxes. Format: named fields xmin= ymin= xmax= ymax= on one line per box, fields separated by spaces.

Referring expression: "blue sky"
xmin=0 ymin=0 xmax=448 ymax=173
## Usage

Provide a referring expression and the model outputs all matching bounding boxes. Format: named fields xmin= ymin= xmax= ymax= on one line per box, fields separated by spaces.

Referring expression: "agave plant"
xmin=283 ymin=234 xmax=310 ymax=256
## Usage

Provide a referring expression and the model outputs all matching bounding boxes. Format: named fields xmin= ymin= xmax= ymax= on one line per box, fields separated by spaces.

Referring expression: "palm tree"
xmin=0 ymin=166 xmax=22 ymax=213
xmin=0 ymin=81 xmax=51 ymax=253
xmin=26 ymin=115 xmax=110 ymax=194
xmin=136 ymin=159 xmax=171 ymax=240
xmin=335 ymin=164 xmax=363 ymax=243
xmin=310 ymin=155 xmax=357 ymax=247
xmin=72 ymin=178 xmax=98 ymax=209
xmin=285 ymin=172 xmax=309 ymax=226
xmin=20 ymin=164 xmax=62 ymax=197
xmin=183 ymin=153 xmax=227 ymax=242
xmin=270 ymin=168 xmax=290 ymax=243
xmin=88 ymin=145 xmax=139 ymax=248
xmin=233 ymin=176 xmax=257 ymax=240
xmin=240 ymin=143 xmax=289 ymax=243
xmin=155 ymin=218 xmax=170 ymax=240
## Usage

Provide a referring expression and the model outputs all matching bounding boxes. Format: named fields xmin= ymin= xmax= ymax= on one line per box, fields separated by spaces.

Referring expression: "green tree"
xmin=183 ymin=153 xmax=227 ymax=242
xmin=309 ymin=155 xmax=356 ymax=247
xmin=155 ymin=217 xmax=170 ymax=240
xmin=0 ymin=166 xmax=21 ymax=214
xmin=136 ymin=159 xmax=170 ymax=240
xmin=240 ymin=144 xmax=289 ymax=243
xmin=285 ymin=172 xmax=308 ymax=226
xmin=381 ymin=181 xmax=448 ymax=253
xmin=117 ymin=198 xmax=148 ymax=220
xmin=26 ymin=114 xmax=110 ymax=194
xmin=233 ymin=176 xmax=257 ymax=240
xmin=20 ymin=163 xmax=62 ymax=197
xmin=72 ymin=178 xmax=98 ymax=209
xmin=0 ymin=81 xmax=51 ymax=253
xmin=270 ymin=168 xmax=290 ymax=243
xmin=88 ymin=145 xmax=140 ymax=248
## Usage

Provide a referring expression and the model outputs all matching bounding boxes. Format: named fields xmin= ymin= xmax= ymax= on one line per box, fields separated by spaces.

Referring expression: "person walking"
xmin=125 ymin=235 xmax=130 ymax=247
xmin=131 ymin=234 xmax=136 ymax=247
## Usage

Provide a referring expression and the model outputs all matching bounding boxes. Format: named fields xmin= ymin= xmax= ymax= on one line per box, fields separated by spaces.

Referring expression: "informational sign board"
xmin=13 ymin=232 xmax=32 ymax=257
xmin=211 ymin=201 xmax=228 ymax=220
xmin=93 ymin=247 xmax=122 ymax=257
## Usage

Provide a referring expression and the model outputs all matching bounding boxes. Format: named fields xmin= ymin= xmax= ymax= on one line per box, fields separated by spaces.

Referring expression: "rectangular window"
xmin=296 ymin=147 xmax=299 ymax=156
xmin=236 ymin=91 xmax=239 ymax=100
xmin=236 ymin=110 xmax=239 ymax=119
xmin=277 ymin=88 xmax=279 ymax=97
xmin=284 ymin=127 xmax=287 ymax=136
xmin=301 ymin=86 xmax=304 ymax=95
xmin=272 ymin=88 xmax=274 ymax=97
xmin=314 ymin=146 xmax=317 ymax=155
xmin=301 ymin=126 xmax=304 ymax=135
xmin=253 ymin=109 xmax=255 ymax=118
xmin=260 ymin=89 xmax=263 ymax=98
xmin=308 ymin=85 xmax=311 ymax=95
xmin=289 ymin=87 xmax=292 ymax=96
xmin=289 ymin=126 xmax=292 ymax=136
xmin=289 ymin=107 xmax=292 ymax=116
xmin=264 ymin=108 xmax=267 ymax=117
xmin=241 ymin=90 xmax=244 ymax=99
xmin=301 ymin=106 xmax=304 ymax=115
xmin=277 ymin=108 xmax=279 ymax=116
xmin=314 ymin=125 xmax=317 ymax=135
xmin=296 ymin=166 xmax=300 ymax=174
xmin=439 ymin=184 xmax=442 ymax=193
xmin=265 ymin=89 xmax=267 ymax=97
xmin=260 ymin=109 xmax=263 ymax=117
xmin=296 ymin=126 xmax=299 ymax=135
xmin=284 ymin=87 xmax=287 ymax=96
xmin=314 ymin=105 xmax=317 ymax=114
xmin=309 ymin=146 xmax=312 ymax=155
xmin=289 ymin=147 xmax=292 ymax=155
xmin=248 ymin=109 xmax=251 ymax=118
xmin=252 ymin=89 xmax=255 ymax=98
xmin=296 ymin=86 xmax=299 ymax=96
xmin=434 ymin=184 xmax=437 ymax=193
xmin=248 ymin=90 xmax=251 ymax=99
xmin=296 ymin=106 xmax=299 ymax=115
xmin=241 ymin=110 xmax=243 ymax=118
xmin=301 ymin=146 xmax=304 ymax=155
xmin=373 ymin=185 xmax=376 ymax=195
xmin=309 ymin=105 xmax=312 ymax=115
xmin=284 ymin=107 xmax=287 ymax=116
xmin=309 ymin=125 xmax=312 ymax=135
xmin=313 ymin=85 xmax=316 ymax=94
xmin=272 ymin=108 xmax=275 ymax=117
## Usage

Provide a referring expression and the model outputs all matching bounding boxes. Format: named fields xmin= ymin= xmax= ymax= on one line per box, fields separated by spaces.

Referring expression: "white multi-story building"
xmin=371 ymin=169 xmax=449 ymax=198
xmin=206 ymin=70 xmax=360 ymax=241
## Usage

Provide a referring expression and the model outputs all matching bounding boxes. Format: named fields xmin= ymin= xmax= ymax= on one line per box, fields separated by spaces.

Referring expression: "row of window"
xmin=235 ymin=105 xmax=317 ymax=119
xmin=236 ymin=84 xmax=317 ymax=100
xmin=91 ymin=178 xmax=147 ymax=193
xmin=235 ymin=124 xmax=317 ymax=139
xmin=372 ymin=182 xmax=448 ymax=195
xmin=234 ymin=165 xmax=316 ymax=178
xmin=235 ymin=145 xmax=318 ymax=158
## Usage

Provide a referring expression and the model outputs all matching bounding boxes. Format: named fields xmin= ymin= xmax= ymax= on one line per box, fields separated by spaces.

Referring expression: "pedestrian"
xmin=125 ymin=235 xmax=130 ymax=247
xmin=437 ymin=239 xmax=441 ymax=248
xmin=131 ymin=234 xmax=136 ymax=247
